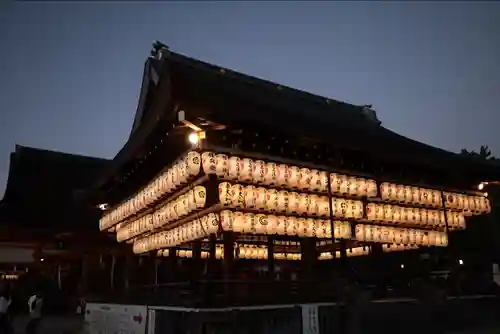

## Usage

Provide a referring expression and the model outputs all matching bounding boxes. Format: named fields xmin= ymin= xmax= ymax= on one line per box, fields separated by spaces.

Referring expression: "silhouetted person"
xmin=26 ymin=291 xmax=43 ymax=334
xmin=0 ymin=283 xmax=12 ymax=334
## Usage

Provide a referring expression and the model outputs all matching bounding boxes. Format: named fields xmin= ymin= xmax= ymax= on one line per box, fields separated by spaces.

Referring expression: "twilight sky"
xmin=1 ymin=2 xmax=500 ymax=196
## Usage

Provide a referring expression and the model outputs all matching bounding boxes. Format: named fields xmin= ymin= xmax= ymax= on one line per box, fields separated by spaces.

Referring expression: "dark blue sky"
xmin=1 ymin=2 xmax=500 ymax=195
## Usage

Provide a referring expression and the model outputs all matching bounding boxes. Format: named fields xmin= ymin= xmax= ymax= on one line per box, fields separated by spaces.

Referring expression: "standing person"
xmin=0 ymin=283 xmax=12 ymax=334
xmin=26 ymin=291 xmax=43 ymax=334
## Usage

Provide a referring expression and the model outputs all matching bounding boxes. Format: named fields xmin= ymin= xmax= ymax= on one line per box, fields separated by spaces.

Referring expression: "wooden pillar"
xmin=81 ymin=253 xmax=89 ymax=294
xmin=110 ymin=253 xmax=116 ymax=290
xmin=223 ymin=231 xmax=235 ymax=304
xmin=192 ymin=241 xmax=202 ymax=279
xmin=301 ymin=238 xmax=317 ymax=280
xmin=208 ymin=234 xmax=217 ymax=278
xmin=267 ymin=236 xmax=275 ymax=279
xmin=168 ymin=247 xmax=178 ymax=282
xmin=124 ymin=251 xmax=134 ymax=291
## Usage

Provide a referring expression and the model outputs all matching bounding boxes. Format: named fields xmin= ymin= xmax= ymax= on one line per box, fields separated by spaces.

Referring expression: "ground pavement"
xmin=11 ymin=315 xmax=83 ymax=334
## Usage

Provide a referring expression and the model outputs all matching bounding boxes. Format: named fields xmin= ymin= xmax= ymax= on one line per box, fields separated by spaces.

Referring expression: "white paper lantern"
xmin=396 ymin=185 xmax=405 ymax=203
xmin=380 ymin=183 xmax=390 ymax=201
xmin=264 ymin=162 xmax=278 ymax=186
xmin=382 ymin=204 xmax=392 ymax=222
xmin=178 ymin=159 xmax=188 ymax=185
xmin=201 ymin=152 xmax=217 ymax=176
xmin=185 ymin=151 xmax=201 ymax=178
xmin=276 ymin=164 xmax=289 ymax=187
xmin=231 ymin=184 xmax=245 ymax=208
xmin=336 ymin=199 xmax=348 ymax=218
xmin=265 ymin=188 xmax=279 ymax=212
xmin=276 ymin=216 xmax=287 ymax=235
xmin=310 ymin=170 xmax=321 ymax=192
xmin=254 ymin=187 xmax=267 ymax=210
xmin=220 ymin=210 xmax=234 ymax=231
xmin=215 ymin=154 xmax=229 ymax=179
xmin=193 ymin=186 xmax=207 ymax=209
xmin=330 ymin=173 xmax=341 ymax=194
xmin=339 ymin=175 xmax=349 ymax=194
xmin=347 ymin=177 xmax=358 ymax=197
xmin=308 ymin=195 xmax=320 ymax=216
xmin=366 ymin=203 xmax=377 ymax=221
xmin=367 ymin=180 xmax=378 ymax=198
xmin=238 ymin=158 xmax=254 ymax=182
xmin=255 ymin=214 xmax=269 ymax=234
xmin=287 ymin=166 xmax=300 ymax=188
xmin=277 ymin=190 xmax=289 ymax=212
xmin=375 ymin=204 xmax=384 ymax=221
xmin=297 ymin=193 xmax=310 ymax=214
xmin=244 ymin=213 xmax=256 ymax=233
xmin=228 ymin=156 xmax=241 ymax=181
xmin=267 ymin=215 xmax=278 ymax=234
xmin=317 ymin=197 xmax=330 ymax=217
xmin=252 ymin=160 xmax=266 ymax=184
xmin=233 ymin=212 xmax=245 ymax=233
xmin=244 ymin=185 xmax=257 ymax=209
xmin=298 ymin=168 xmax=312 ymax=191
xmin=356 ymin=178 xmax=367 ymax=197
xmin=218 ymin=182 xmax=232 ymax=206
xmin=288 ymin=192 xmax=300 ymax=214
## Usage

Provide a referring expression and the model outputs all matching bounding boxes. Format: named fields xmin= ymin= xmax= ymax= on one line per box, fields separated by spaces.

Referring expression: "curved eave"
xmin=85 ymin=57 xmax=170 ymax=200
xmin=165 ymin=49 xmax=500 ymax=180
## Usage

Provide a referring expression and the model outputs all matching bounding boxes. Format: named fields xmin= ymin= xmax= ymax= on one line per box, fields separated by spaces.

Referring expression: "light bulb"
xmin=188 ymin=132 xmax=199 ymax=145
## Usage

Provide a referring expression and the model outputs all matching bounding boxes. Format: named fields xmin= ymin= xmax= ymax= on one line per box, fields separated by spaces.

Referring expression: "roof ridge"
xmin=14 ymin=144 xmax=111 ymax=163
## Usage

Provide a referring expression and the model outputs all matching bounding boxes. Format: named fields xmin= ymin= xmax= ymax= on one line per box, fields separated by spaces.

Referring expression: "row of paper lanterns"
xmin=159 ymin=243 xmax=420 ymax=260
xmin=118 ymin=196 xmax=464 ymax=245
xmin=220 ymin=211 xmax=352 ymax=239
xmin=355 ymin=224 xmax=448 ymax=247
xmin=102 ymin=150 xmax=490 ymax=232
xmin=156 ymin=247 xmax=225 ymax=259
xmin=131 ymin=210 xmax=448 ymax=253
xmin=366 ymin=203 xmax=465 ymax=229
xmin=100 ymin=151 xmax=203 ymax=230
xmin=382 ymin=244 xmax=420 ymax=252
xmin=318 ymin=247 xmax=371 ymax=260
xmin=133 ymin=211 xmax=354 ymax=254
xmin=380 ymin=182 xmax=489 ymax=214
xmin=219 ymin=182 xmax=363 ymax=218
xmin=115 ymin=186 xmax=207 ymax=242
xmin=133 ymin=213 xmax=219 ymax=254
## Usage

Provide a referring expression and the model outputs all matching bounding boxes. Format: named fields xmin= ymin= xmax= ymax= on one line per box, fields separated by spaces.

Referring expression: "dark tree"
xmin=460 ymin=145 xmax=498 ymax=161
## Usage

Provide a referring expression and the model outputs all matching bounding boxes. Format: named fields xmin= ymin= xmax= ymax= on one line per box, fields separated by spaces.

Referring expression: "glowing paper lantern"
xmin=244 ymin=185 xmax=257 ymax=209
xmin=366 ymin=203 xmax=376 ymax=221
xmin=347 ymin=177 xmax=358 ymax=197
xmin=367 ymin=180 xmax=378 ymax=198
xmin=276 ymin=164 xmax=289 ymax=187
xmin=218 ymin=182 xmax=232 ymax=206
xmin=298 ymin=168 xmax=312 ymax=191
xmin=239 ymin=158 xmax=254 ymax=182
xmin=255 ymin=187 xmax=267 ymax=210
xmin=265 ymin=188 xmax=279 ymax=212
xmin=228 ymin=156 xmax=241 ymax=180
xmin=252 ymin=160 xmax=266 ymax=184
xmin=231 ymin=184 xmax=245 ymax=208
xmin=193 ymin=186 xmax=206 ymax=209
xmin=380 ymin=183 xmax=390 ymax=201
xmin=264 ymin=162 xmax=279 ymax=186
xmin=215 ymin=154 xmax=229 ymax=179
xmin=287 ymin=166 xmax=300 ymax=188
xmin=277 ymin=190 xmax=289 ymax=212
xmin=288 ymin=192 xmax=300 ymax=214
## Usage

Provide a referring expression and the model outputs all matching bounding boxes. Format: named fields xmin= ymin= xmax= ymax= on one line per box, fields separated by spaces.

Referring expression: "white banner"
xmin=85 ymin=303 xmax=147 ymax=334
xmin=301 ymin=304 xmax=320 ymax=334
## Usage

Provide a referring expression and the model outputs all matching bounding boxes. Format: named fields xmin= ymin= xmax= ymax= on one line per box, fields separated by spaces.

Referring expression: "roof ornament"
xmin=150 ymin=40 xmax=169 ymax=61
xmin=361 ymin=105 xmax=381 ymax=126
